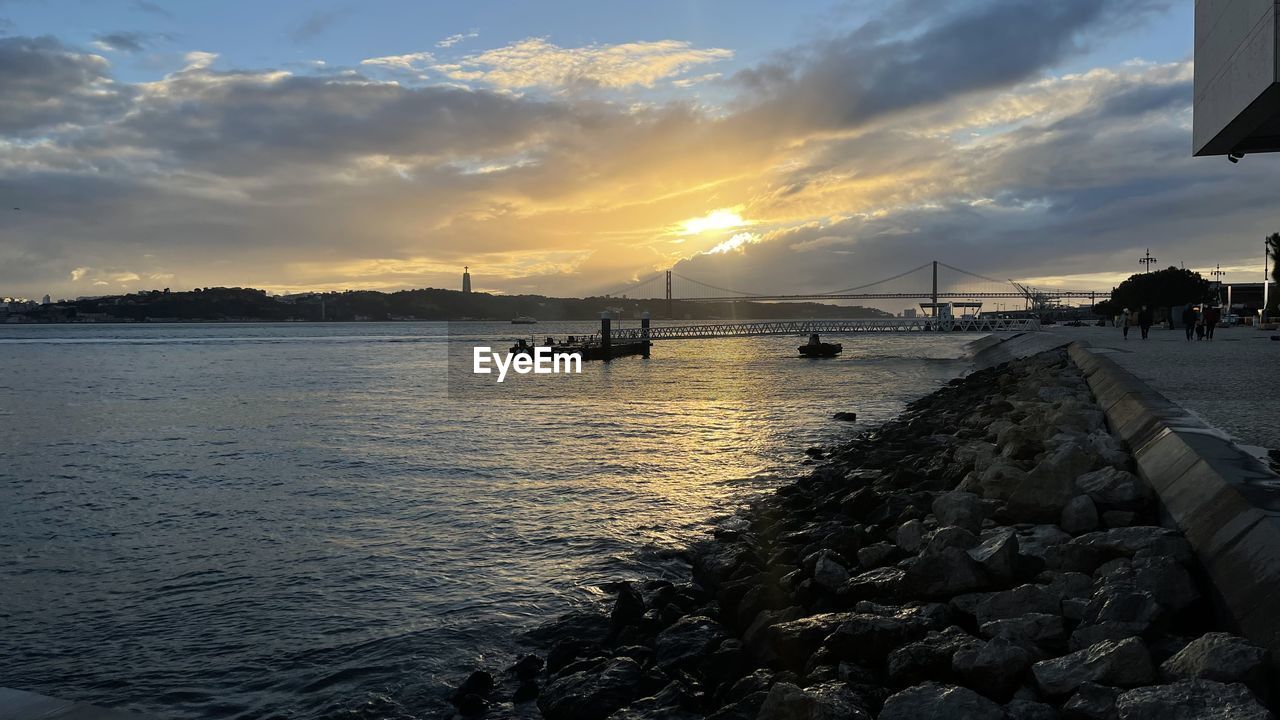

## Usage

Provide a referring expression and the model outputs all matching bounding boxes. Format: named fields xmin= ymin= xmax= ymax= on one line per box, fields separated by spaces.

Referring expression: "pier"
xmin=601 ymin=316 xmax=1040 ymax=342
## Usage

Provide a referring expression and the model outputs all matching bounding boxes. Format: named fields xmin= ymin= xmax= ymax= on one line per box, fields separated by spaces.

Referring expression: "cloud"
xmin=361 ymin=50 xmax=435 ymax=72
xmin=437 ymin=31 xmax=478 ymax=49
xmin=0 ymin=36 xmax=131 ymax=134
xmin=3 ymin=0 xmax=1270 ymax=304
xmin=433 ymin=37 xmax=733 ymax=90
xmin=91 ymin=31 xmax=163 ymax=53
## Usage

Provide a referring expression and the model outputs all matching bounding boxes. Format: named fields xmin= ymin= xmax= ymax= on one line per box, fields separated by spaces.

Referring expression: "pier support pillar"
xmin=641 ymin=312 xmax=651 ymax=358
xmin=600 ymin=313 xmax=612 ymax=362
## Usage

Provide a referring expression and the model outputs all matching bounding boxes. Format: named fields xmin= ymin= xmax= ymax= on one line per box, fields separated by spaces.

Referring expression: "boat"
xmin=511 ymin=316 xmax=538 ymax=324
xmin=798 ymin=333 xmax=842 ymax=357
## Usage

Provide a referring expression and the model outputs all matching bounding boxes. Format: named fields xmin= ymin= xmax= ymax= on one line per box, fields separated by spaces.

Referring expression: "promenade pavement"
xmin=1047 ymin=324 xmax=1278 ymax=456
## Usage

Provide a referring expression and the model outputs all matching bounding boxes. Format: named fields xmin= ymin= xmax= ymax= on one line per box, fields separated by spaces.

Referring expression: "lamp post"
xmin=1139 ymin=249 xmax=1157 ymax=273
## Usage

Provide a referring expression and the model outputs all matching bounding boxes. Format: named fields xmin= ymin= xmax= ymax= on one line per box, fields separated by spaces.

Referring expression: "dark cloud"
xmin=292 ymin=8 xmax=346 ymax=43
xmin=92 ymin=31 xmax=161 ymax=53
xmin=0 ymin=35 xmax=132 ymax=134
xmin=735 ymin=0 xmax=1171 ymax=133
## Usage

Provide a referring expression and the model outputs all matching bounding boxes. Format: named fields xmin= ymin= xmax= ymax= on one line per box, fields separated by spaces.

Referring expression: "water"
xmin=0 ymin=322 xmax=978 ymax=718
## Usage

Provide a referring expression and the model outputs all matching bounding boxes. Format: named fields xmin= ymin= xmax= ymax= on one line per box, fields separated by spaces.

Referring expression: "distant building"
xmin=1194 ymin=0 xmax=1280 ymax=156
xmin=41 ymin=294 xmax=50 ymax=305
xmin=462 ymin=266 xmax=472 ymax=293
xmin=903 ymin=308 xmax=917 ymax=318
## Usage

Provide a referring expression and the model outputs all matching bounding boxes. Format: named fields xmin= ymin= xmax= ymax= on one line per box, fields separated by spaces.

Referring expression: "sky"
xmin=1 ymin=0 xmax=1275 ymax=302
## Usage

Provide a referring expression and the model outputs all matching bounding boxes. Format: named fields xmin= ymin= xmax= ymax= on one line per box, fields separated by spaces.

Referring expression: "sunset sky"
xmin=2 ymin=0 xmax=1276 ymax=301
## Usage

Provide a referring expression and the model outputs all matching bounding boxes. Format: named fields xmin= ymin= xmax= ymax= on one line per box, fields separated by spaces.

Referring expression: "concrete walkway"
xmin=0 ymin=688 xmax=152 ymax=720
xmin=1047 ymin=325 xmax=1278 ymax=454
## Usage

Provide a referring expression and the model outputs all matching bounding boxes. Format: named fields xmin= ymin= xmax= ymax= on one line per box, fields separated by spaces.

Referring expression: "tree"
xmin=1108 ymin=266 xmax=1211 ymax=314
xmin=1268 ymin=233 xmax=1279 ymax=316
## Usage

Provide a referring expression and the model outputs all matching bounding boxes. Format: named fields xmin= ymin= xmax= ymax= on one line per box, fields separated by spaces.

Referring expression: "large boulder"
xmin=933 ymin=491 xmax=985 ymax=534
xmin=1068 ymin=528 xmax=1192 ymax=562
xmin=968 ymin=530 xmax=1019 ymax=583
xmin=970 ymin=584 xmax=1062 ymax=625
xmin=1006 ymin=444 xmax=1092 ymax=523
xmin=1061 ymin=495 xmax=1100 ymax=535
xmin=1032 ymin=637 xmax=1155 ymax=696
xmin=879 ymin=682 xmax=1006 ymax=720
xmin=811 ymin=551 xmax=851 ymax=593
xmin=538 ymin=657 xmax=645 ymax=720
xmin=886 ymin=626 xmax=982 ymax=687
xmin=1075 ymin=467 xmax=1147 ymax=507
xmin=766 ymin=612 xmax=855 ymax=667
xmin=1063 ymin=682 xmax=1120 ymax=720
xmin=755 ymin=681 xmax=871 ymax=720
xmin=902 ymin=547 xmax=989 ymax=599
xmin=653 ymin=615 xmax=727 ymax=670
xmin=980 ymin=613 xmax=1067 ymax=649
xmin=925 ymin=526 xmax=980 ymax=555
xmin=1115 ymin=680 xmax=1271 ymax=720
xmin=1160 ymin=633 xmax=1269 ymax=699
xmin=824 ymin=613 xmax=928 ymax=666
xmin=952 ymin=637 xmax=1033 ymax=699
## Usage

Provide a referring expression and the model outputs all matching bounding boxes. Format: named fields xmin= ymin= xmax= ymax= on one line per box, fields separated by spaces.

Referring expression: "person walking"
xmin=1138 ymin=305 xmax=1153 ymax=340
xmin=1122 ymin=307 xmax=1133 ymax=339
xmin=1182 ymin=305 xmax=1197 ymax=341
xmin=1204 ymin=305 xmax=1220 ymax=340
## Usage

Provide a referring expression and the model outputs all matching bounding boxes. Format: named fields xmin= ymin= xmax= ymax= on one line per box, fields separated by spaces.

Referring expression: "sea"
xmin=0 ymin=321 xmax=979 ymax=718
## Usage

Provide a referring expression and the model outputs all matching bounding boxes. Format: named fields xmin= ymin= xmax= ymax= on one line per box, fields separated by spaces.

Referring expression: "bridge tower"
xmin=931 ymin=261 xmax=939 ymax=318
xmin=666 ymin=270 xmax=673 ymax=319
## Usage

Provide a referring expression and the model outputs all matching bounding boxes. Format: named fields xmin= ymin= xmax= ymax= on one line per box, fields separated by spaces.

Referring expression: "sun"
xmin=678 ymin=208 xmax=749 ymax=236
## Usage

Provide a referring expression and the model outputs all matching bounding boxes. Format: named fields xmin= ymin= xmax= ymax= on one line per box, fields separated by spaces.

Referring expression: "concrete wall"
xmin=1069 ymin=343 xmax=1280 ymax=677
xmin=1193 ymin=0 xmax=1280 ymax=155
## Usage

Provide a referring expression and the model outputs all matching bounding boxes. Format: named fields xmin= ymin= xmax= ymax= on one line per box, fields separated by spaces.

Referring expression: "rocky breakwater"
xmin=449 ymin=348 xmax=1274 ymax=720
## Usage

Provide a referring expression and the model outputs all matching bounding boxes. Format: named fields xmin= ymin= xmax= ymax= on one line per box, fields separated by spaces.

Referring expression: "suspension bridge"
xmin=599 ymin=260 xmax=1109 ymax=316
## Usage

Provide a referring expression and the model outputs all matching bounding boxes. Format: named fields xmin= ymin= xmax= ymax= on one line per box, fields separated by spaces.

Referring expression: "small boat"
xmin=511 ymin=316 xmax=538 ymax=324
xmin=798 ymin=333 xmax=842 ymax=357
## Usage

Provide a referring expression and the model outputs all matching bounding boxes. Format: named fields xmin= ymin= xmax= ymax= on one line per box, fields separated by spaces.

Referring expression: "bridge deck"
xmin=605 ymin=317 xmax=1039 ymax=341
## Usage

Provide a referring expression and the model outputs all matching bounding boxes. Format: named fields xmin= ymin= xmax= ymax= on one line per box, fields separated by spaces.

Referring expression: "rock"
xmin=1006 ymin=698 xmax=1061 ymax=719
xmin=879 ymin=682 xmax=1006 ymax=720
xmin=842 ymin=566 xmax=907 ymax=602
xmin=841 ymin=487 xmax=883 ymax=519
xmin=452 ymin=670 xmax=495 ymax=702
xmin=1082 ymin=590 xmax=1162 ymax=637
xmin=858 ymin=542 xmax=904 ymax=569
xmin=925 ymin=526 xmax=981 ymax=555
xmin=1160 ymin=633 xmax=1269 ymax=698
xmin=887 ymin=626 xmax=982 ymax=686
xmin=653 ymin=615 xmax=727 ymax=670
xmin=606 ymin=683 xmax=700 ymax=720
xmin=1032 ymin=637 xmax=1156 ymax=696
xmin=1115 ymin=680 xmax=1271 ymax=720
xmin=981 ymin=613 xmax=1067 ymax=648
xmin=1017 ymin=525 xmax=1075 ymax=561
xmin=1063 ymin=682 xmax=1119 ymax=720
xmin=967 ymin=460 xmax=1030 ymax=501
xmin=755 ymin=681 xmax=871 ymax=720
xmin=1102 ymin=511 xmax=1136 ymax=528
xmin=1075 ymin=468 xmax=1147 ymax=507
xmin=1007 ymin=445 xmax=1093 ymax=523
xmin=1068 ymin=528 xmax=1192 ymax=562
xmin=767 ymin=612 xmax=856 ymax=667
xmin=896 ymin=519 xmax=926 ymax=553
xmin=833 ymin=412 xmax=859 ymax=422
xmin=611 ymin=583 xmax=646 ymax=628
xmin=511 ymin=655 xmax=545 ymax=680
xmin=968 ymin=530 xmax=1019 ymax=583
xmin=933 ymin=491 xmax=986 ymax=534
xmin=456 ymin=693 xmax=489 ymax=716
xmin=1070 ymin=623 xmax=1142 ymax=652
xmin=811 ymin=552 xmax=851 ymax=593
xmin=902 ymin=547 xmax=989 ymax=599
xmin=972 ymin=584 xmax=1062 ymax=625
xmin=953 ymin=637 xmax=1033 ymax=699
xmin=1062 ymin=495 xmax=1100 ymax=534
xmin=1131 ymin=556 xmax=1199 ymax=614
xmin=538 ymin=657 xmax=644 ymax=720
xmin=825 ymin=613 xmax=928 ymax=666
